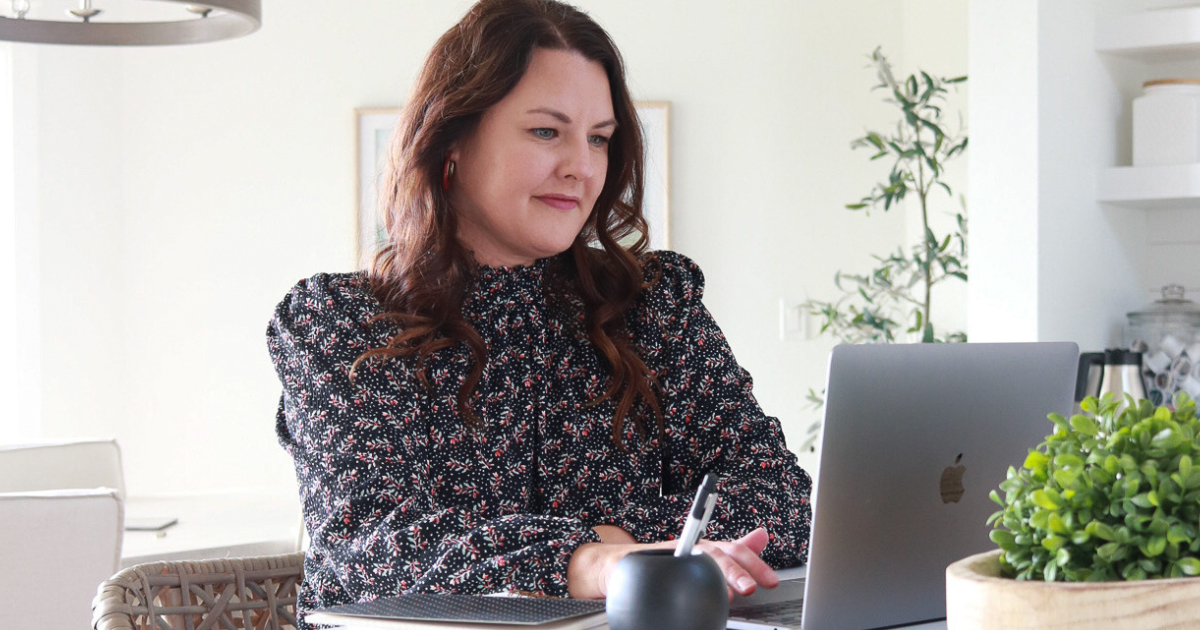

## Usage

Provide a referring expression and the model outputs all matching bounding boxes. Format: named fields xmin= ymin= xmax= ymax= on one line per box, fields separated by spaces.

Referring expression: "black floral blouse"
xmin=268 ymin=250 xmax=812 ymax=627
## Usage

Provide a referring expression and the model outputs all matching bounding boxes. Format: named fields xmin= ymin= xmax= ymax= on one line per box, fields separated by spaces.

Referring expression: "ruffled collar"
xmin=469 ymin=256 xmax=553 ymax=306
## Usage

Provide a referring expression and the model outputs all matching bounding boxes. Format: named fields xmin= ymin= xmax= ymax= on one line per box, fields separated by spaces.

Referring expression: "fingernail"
xmin=737 ymin=577 xmax=755 ymax=592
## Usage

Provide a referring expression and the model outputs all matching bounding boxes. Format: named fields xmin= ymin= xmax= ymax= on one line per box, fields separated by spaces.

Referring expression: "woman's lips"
xmin=535 ymin=195 xmax=580 ymax=211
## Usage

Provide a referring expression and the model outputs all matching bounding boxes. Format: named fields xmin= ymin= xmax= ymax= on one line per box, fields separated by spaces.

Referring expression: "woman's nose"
xmin=558 ymin=136 xmax=596 ymax=181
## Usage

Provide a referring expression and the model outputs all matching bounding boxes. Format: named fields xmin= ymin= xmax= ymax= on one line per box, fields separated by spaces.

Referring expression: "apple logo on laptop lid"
xmin=940 ymin=453 xmax=965 ymax=503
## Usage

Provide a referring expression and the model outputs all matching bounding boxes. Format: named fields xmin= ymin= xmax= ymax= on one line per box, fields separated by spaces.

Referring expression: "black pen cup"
xmin=606 ymin=549 xmax=728 ymax=630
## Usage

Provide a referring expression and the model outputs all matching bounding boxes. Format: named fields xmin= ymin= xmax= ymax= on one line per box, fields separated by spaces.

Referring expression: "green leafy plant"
xmin=988 ymin=393 xmax=1200 ymax=582
xmin=803 ymin=47 xmax=968 ymax=347
xmin=798 ymin=49 xmax=968 ymax=443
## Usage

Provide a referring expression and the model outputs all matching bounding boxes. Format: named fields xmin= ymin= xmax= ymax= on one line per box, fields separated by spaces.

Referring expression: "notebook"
xmin=306 ymin=593 xmax=607 ymax=629
xmin=727 ymin=342 xmax=1079 ymax=630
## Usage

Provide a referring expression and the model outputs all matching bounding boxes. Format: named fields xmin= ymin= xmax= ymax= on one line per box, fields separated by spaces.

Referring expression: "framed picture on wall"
xmin=356 ymin=101 xmax=671 ymax=265
xmin=636 ymin=101 xmax=671 ymax=250
xmin=356 ymin=107 xmax=401 ymax=268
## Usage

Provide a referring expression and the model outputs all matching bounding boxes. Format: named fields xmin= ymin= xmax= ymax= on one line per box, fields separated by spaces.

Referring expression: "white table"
xmin=119 ymin=494 xmax=953 ymax=630
xmin=121 ymin=489 xmax=301 ymax=568
xmin=320 ymin=621 xmax=947 ymax=629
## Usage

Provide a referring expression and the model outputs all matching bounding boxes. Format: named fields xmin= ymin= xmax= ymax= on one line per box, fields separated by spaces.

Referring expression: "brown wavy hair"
xmin=355 ymin=0 xmax=662 ymax=448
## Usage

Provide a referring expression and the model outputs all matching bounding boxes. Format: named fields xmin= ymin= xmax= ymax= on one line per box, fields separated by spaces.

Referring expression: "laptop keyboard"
xmin=728 ymin=599 xmax=805 ymax=629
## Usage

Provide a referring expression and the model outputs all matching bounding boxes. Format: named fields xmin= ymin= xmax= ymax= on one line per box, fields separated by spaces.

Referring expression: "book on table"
xmin=305 ymin=592 xmax=608 ymax=630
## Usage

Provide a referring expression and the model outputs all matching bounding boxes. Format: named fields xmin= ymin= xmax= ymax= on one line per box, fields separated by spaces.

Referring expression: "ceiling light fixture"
xmin=0 ymin=0 xmax=261 ymax=46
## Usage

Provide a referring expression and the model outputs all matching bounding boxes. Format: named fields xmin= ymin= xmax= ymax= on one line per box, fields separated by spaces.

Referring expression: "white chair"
xmin=0 ymin=440 xmax=125 ymax=630
xmin=0 ymin=439 xmax=126 ymax=499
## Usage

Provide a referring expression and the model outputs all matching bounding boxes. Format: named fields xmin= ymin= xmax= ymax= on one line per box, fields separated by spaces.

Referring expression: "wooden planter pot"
xmin=946 ymin=550 xmax=1200 ymax=630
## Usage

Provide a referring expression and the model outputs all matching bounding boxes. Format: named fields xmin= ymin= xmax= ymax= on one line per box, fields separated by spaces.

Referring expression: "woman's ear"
xmin=443 ymin=144 xmax=461 ymax=192
xmin=445 ymin=137 xmax=462 ymax=163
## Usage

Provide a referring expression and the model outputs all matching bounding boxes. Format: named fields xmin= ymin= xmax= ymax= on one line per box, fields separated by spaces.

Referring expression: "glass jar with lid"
xmin=1126 ymin=284 xmax=1200 ymax=407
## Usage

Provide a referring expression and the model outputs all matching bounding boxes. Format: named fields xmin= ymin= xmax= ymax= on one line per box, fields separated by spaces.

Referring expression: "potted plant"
xmin=946 ymin=393 xmax=1200 ymax=629
xmin=799 ymin=48 xmax=967 ymax=452
xmin=802 ymin=48 xmax=968 ymax=350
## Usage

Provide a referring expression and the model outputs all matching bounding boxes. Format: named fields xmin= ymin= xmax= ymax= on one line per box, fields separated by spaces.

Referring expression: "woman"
xmin=268 ymin=0 xmax=812 ymax=625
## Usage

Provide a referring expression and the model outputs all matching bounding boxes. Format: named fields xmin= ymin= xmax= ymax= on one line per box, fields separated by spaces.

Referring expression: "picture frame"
xmin=636 ymin=101 xmax=671 ymax=250
xmin=355 ymin=107 xmax=401 ymax=268
xmin=354 ymin=101 xmax=671 ymax=265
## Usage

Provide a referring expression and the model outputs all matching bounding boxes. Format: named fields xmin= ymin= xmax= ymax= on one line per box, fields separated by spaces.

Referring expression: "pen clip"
xmin=675 ymin=473 xmax=720 ymax=558
xmin=699 ymin=492 xmax=717 ymax=528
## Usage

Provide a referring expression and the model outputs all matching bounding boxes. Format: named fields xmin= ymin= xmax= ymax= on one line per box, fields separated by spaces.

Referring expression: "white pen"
xmin=675 ymin=473 xmax=719 ymax=557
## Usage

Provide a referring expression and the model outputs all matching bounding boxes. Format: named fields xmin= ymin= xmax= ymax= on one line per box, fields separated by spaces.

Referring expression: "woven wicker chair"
xmin=92 ymin=552 xmax=304 ymax=630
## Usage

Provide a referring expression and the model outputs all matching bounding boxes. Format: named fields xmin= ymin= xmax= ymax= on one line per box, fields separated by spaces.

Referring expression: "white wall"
xmin=968 ymin=0 xmax=1041 ymax=343
xmin=8 ymin=1 xmax=966 ymax=495
xmin=970 ymin=0 xmax=1200 ymax=349
xmin=3 ymin=45 xmax=41 ymax=442
xmin=902 ymin=0 xmax=970 ymax=341
xmin=1036 ymin=0 xmax=1145 ymax=348
xmin=0 ymin=44 xmax=14 ymax=439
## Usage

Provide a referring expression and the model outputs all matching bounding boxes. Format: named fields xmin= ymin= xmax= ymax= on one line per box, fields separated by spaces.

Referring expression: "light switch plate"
xmin=779 ymin=299 xmax=810 ymax=341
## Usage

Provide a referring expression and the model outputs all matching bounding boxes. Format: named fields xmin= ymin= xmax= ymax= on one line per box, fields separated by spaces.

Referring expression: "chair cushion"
xmin=0 ymin=489 xmax=122 ymax=630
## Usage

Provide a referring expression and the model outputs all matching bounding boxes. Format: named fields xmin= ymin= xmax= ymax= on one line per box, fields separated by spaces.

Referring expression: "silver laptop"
xmin=727 ymin=342 xmax=1079 ymax=630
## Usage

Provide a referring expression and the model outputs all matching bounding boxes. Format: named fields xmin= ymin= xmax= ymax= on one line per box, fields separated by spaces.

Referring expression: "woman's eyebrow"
xmin=526 ymin=107 xmax=618 ymax=130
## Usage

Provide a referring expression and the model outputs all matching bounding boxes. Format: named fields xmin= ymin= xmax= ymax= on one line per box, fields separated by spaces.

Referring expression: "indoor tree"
xmin=800 ymin=48 xmax=968 ymax=426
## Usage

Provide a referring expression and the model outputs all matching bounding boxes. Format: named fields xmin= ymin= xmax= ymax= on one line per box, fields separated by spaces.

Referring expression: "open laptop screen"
xmin=801 ymin=342 xmax=1078 ymax=630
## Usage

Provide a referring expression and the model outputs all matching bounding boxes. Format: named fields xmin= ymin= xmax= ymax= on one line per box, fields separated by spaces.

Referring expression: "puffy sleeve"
xmin=267 ymin=273 xmax=600 ymax=614
xmin=613 ymin=251 xmax=813 ymax=568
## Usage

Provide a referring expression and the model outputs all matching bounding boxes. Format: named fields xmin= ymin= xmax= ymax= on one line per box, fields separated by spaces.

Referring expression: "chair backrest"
xmin=0 ymin=488 xmax=123 ymax=630
xmin=0 ymin=439 xmax=126 ymax=499
xmin=92 ymin=552 xmax=305 ymax=630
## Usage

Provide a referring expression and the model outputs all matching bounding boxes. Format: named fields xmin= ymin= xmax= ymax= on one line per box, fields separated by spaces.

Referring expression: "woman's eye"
xmin=589 ymin=135 xmax=610 ymax=147
xmin=531 ymin=128 xmax=556 ymax=140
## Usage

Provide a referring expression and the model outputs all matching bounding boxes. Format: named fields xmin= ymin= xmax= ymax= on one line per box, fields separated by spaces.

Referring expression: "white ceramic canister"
xmin=1133 ymin=79 xmax=1200 ymax=166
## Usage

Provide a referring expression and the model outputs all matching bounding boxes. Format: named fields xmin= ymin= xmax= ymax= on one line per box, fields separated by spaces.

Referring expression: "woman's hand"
xmin=567 ymin=527 xmax=779 ymax=600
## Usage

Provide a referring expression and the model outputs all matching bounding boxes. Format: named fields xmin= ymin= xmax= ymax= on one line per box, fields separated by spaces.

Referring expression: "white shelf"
xmin=1098 ymin=163 xmax=1200 ymax=209
xmin=1096 ymin=6 xmax=1200 ymax=62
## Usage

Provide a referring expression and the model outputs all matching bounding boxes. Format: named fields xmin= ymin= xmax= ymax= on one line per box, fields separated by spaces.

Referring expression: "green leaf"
xmin=1131 ymin=493 xmax=1155 ymax=509
xmin=1071 ymin=415 xmax=1100 ymax=437
xmin=1033 ymin=489 xmax=1062 ymax=510
xmin=1054 ymin=453 xmax=1084 ymax=469
xmin=1177 ymin=557 xmax=1200 ymax=576
xmin=1087 ymin=521 xmax=1117 ymax=542
xmin=991 ymin=529 xmax=1017 ymax=550
xmin=1151 ymin=427 xmax=1176 ymax=449
xmin=1053 ymin=469 xmax=1080 ymax=490
xmin=1024 ymin=450 xmax=1049 ymax=470
xmin=1168 ymin=524 xmax=1191 ymax=545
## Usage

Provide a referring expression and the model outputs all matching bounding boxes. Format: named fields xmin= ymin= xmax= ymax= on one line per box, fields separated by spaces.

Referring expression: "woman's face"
xmin=449 ymin=47 xmax=615 ymax=267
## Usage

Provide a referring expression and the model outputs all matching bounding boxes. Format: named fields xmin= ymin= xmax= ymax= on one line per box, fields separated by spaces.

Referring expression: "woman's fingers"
xmin=701 ymin=545 xmax=755 ymax=597
xmin=736 ymin=527 xmax=771 ymax=555
xmin=572 ymin=529 xmax=778 ymax=599
xmin=697 ymin=528 xmax=779 ymax=596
